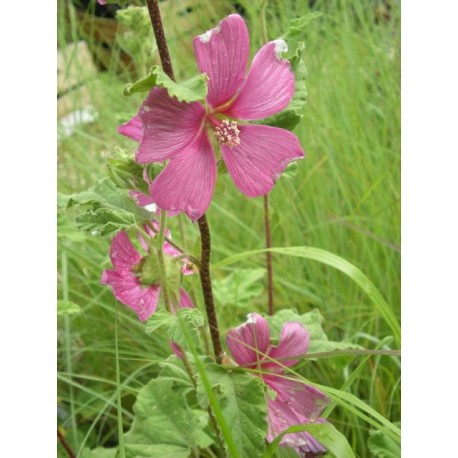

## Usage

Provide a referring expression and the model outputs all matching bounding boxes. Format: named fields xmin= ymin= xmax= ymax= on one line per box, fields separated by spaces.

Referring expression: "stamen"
xmin=214 ymin=119 xmax=240 ymax=147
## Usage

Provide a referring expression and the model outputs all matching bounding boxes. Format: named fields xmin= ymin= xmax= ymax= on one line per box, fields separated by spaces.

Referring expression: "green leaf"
xmin=213 ymin=246 xmax=401 ymax=347
xmin=368 ymin=425 xmax=401 ymax=458
xmin=124 ymin=66 xmax=208 ymax=103
xmin=80 ymin=447 xmax=117 ymax=458
xmin=146 ymin=308 xmax=204 ymax=348
xmin=57 ymin=300 xmax=81 ymax=316
xmin=266 ymin=309 xmax=361 ymax=355
xmin=265 ymin=423 xmax=355 ymax=458
xmin=262 ymin=43 xmax=307 ymax=131
xmin=284 ymin=12 xmax=323 ymax=42
xmin=58 ymin=178 xmax=152 ymax=236
xmin=213 ymin=268 xmax=266 ymax=306
xmin=196 ymin=364 xmax=268 ymax=458
xmin=124 ymin=378 xmax=213 ymax=458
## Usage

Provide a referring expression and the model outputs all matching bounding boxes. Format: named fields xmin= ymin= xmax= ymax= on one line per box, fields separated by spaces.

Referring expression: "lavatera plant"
xmin=59 ymin=4 xmax=401 ymax=458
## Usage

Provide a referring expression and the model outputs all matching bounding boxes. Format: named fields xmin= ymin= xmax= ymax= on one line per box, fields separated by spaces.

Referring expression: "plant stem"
xmin=156 ymin=208 xmax=173 ymax=312
xmin=145 ymin=0 xmax=224 ymax=364
xmin=145 ymin=0 xmax=175 ymax=80
xmin=115 ymin=303 xmax=126 ymax=458
xmin=57 ymin=428 xmax=76 ymax=458
xmin=263 ymin=194 xmax=274 ymax=315
xmin=260 ymin=1 xmax=275 ymax=315
xmin=197 ymin=215 xmax=224 ymax=363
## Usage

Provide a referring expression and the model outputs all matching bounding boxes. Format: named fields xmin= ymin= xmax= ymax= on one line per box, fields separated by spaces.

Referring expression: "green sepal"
xmin=107 ymin=156 xmax=149 ymax=194
xmin=124 ymin=65 xmax=208 ymax=103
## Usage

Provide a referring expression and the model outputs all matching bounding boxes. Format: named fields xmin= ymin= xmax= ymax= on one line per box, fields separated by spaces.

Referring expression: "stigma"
xmin=214 ymin=120 xmax=240 ymax=147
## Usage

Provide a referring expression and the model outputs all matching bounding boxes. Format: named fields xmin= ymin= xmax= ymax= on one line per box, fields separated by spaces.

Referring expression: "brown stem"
xmin=263 ymin=194 xmax=274 ymax=315
xmin=57 ymin=428 xmax=76 ymax=458
xmin=145 ymin=0 xmax=175 ymax=80
xmin=198 ymin=215 xmax=224 ymax=363
xmin=144 ymin=0 xmax=223 ymax=363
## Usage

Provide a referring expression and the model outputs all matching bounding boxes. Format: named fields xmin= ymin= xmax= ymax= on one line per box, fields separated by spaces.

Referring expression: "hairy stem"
xmin=197 ymin=216 xmax=224 ymax=363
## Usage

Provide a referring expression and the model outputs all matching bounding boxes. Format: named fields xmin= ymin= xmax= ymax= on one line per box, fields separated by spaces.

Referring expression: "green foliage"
xmin=265 ymin=423 xmax=355 ymax=458
xmin=196 ymin=363 xmax=269 ymax=458
xmin=146 ymin=308 xmax=205 ymax=349
xmin=123 ymin=378 xmax=213 ymax=457
xmin=80 ymin=447 xmax=117 ymax=458
xmin=106 ymin=156 xmax=149 ymax=194
xmin=213 ymin=268 xmax=267 ymax=306
xmin=57 ymin=300 xmax=81 ymax=316
xmin=58 ymin=178 xmax=152 ymax=236
xmin=368 ymin=425 xmax=402 ymax=458
xmin=123 ymin=65 xmax=208 ymax=102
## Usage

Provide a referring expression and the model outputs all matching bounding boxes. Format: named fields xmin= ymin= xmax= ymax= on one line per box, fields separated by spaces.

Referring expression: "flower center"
xmin=214 ymin=120 xmax=240 ymax=147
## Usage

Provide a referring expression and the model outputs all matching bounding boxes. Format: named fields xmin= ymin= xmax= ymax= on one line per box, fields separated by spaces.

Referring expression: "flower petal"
xmin=179 ymin=289 xmax=195 ymax=309
xmin=266 ymin=398 xmax=327 ymax=456
xmin=263 ymin=375 xmax=330 ymax=421
xmin=226 ymin=313 xmax=271 ymax=367
xmin=193 ymin=14 xmax=249 ymax=109
xmin=221 ymin=124 xmax=304 ymax=197
xmin=266 ymin=322 xmax=310 ymax=369
xmin=148 ymin=132 xmax=216 ymax=221
xmin=109 ymin=231 xmax=142 ymax=271
xmin=118 ymin=115 xmax=143 ymax=142
xmin=137 ymin=88 xmax=205 ymax=163
xmin=101 ymin=270 xmax=160 ymax=321
xmin=226 ymin=40 xmax=294 ymax=120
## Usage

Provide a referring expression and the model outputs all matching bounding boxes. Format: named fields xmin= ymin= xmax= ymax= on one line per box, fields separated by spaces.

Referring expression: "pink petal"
xmin=266 ymin=322 xmax=310 ymax=369
xmin=221 ymin=124 xmax=304 ymax=197
xmin=129 ymin=190 xmax=155 ymax=207
xmin=226 ymin=313 xmax=271 ymax=367
xmin=263 ymin=375 xmax=330 ymax=421
xmin=101 ymin=270 xmax=160 ymax=321
xmin=118 ymin=115 xmax=143 ymax=142
xmin=137 ymin=88 xmax=205 ymax=163
xmin=148 ymin=132 xmax=216 ymax=221
xmin=179 ymin=289 xmax=194 ymax=309
xmin=193 ymin=14 xmax=249 ymax=109
xmin=266 ymin=398 xmax=327 ymax=456
xmin=109 ymin=232 xmax=142 ymax=271
xmin=226 ymin=40 xmax=294 ymax=120
xmin=170 ymin=341 xmax=183 ymax=359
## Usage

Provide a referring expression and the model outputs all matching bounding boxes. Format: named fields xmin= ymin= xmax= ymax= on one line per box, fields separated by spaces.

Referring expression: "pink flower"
xmin=118 ymin=14 xmax=304 ymax=221
xmin=97 ymin=0 xmax=107 ymax=5
xmin=226 ymin=313 xmax=330 ymax=457
xmin=101 ymin=223 xmax=194 ymax=321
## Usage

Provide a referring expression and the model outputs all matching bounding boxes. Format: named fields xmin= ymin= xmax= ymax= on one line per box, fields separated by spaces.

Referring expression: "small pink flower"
xmin=226 ymin=313 xmax=330 ymax=457
xmin=101 ymin=223 xmax=194 ymax=321
xmin=97 ymin=0 xmax=107 ymax=5
xmin=119 ymin=14 xmax=304 ymax=221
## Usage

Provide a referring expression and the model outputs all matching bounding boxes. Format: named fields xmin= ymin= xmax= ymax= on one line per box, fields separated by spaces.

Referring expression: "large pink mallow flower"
xmin=101 ymin=223 xmax=194 ymax=321
xmin=118 ymin=14 xmax=304 ymax=221
xmin=226 ymin=313 xmax=330 ymax=457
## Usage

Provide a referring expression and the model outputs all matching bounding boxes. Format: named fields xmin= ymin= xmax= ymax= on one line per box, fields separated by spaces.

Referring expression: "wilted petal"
xmin=193 ymin=14 xmax=249 ymax=109
xmin=226 ymin=40 xmax=294 ymax=120
xmin=222 ymin=124 xmax=304 ymax=197
xmin=266 ymin=398 xmax=327 ymax=456
xmin=101 ymin=270 xmax=160 ymax=321
xmin=266 ymin=322 xmax=310 ymax=369
xmin=109 ymin=231 xmax=142 ymax=271
xmin=148 ymin=132 xmax=216 ymax=221
xmin=226 ymin=313 xmax=271 ymax=367
xmin=118 ymin=115 xmax=143 ymax=142
xmin=263 ymin=375 xmax=330 ymax=421
xmin=137 ymin=88 xmax=205 ymax=163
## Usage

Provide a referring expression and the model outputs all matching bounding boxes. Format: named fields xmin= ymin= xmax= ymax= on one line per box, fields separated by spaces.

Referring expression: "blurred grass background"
xmin=57 ymin=0 xmax=400 ymax=456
